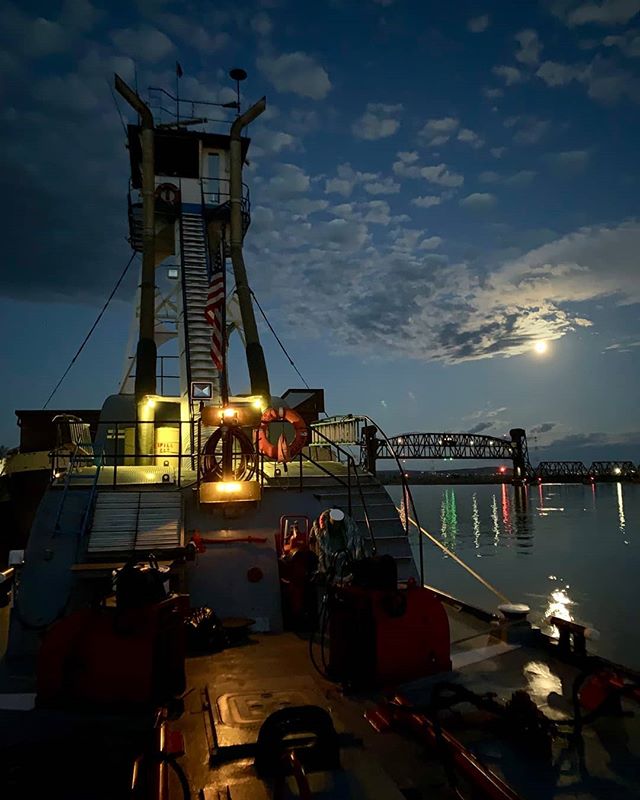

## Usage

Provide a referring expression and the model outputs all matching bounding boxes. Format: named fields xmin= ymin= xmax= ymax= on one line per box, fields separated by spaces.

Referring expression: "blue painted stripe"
xmin=180 ymin=203 xmax=204 ymax=215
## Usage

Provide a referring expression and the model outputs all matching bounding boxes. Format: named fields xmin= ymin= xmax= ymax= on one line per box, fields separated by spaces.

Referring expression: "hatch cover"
xmin=206 ymin=675 xmax=335 ymax=761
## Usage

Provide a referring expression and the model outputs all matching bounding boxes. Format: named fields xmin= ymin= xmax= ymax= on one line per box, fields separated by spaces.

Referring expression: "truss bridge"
xmin=311 ymin=418 xmax=532 ymax=481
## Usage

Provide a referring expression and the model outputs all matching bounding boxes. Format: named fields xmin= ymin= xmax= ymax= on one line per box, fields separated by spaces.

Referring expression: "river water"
xmin=387 ymin=482 xmax=640 ymax=670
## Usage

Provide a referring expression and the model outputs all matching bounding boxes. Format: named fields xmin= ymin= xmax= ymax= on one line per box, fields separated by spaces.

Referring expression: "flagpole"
xmin=221 ymin=245 xmax=229 ymax=404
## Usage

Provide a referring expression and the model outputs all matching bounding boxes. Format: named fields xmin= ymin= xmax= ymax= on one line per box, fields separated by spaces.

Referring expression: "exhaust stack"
xmin=229 ymin=97 xmax=271 ymax=400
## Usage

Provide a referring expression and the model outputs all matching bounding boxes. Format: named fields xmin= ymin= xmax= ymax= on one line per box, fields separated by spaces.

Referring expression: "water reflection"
xmin=513 ymin=486 xmax=533 ymax=553
xmin=544 ymin=584 xmax=575 ymax=639
xmin=440 ymin=489 xmax=458 ymax=547
xmin=501 ymin=483 xmax=512 ymax=535
xmin=490 ymin=494 xmax=499 ymax=547
xmin=472 ymin=493 xmax=480 ymax=550
xmin=395 ymin=483 xmax=640 ymax=668
xmin=616 ymin=482 xmax=628 ymax=544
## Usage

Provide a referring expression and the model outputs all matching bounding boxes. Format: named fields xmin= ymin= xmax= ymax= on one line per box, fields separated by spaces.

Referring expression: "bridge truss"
xmin=374 ymin=432 xmax=515 ymax=462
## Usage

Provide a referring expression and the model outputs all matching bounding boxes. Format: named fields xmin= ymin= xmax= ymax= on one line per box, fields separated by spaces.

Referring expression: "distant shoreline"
xmin=379 ymin=475 xmax=640 ymax=485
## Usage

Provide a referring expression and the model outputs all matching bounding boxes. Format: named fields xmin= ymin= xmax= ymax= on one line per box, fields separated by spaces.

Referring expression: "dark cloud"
xmin=468 ymin=422 xmax=494 ymax=433
xmin=546 ymin=431 xmax=640 ymax=448
xmin=531 ymin=422 xmax=557 ymax=434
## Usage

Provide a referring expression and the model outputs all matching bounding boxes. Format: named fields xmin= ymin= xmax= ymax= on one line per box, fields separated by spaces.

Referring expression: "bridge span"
xmin=311 ymin=417 xmax=531 ymax=481
xmin=310 ymin=416 xmax=638 ymax=483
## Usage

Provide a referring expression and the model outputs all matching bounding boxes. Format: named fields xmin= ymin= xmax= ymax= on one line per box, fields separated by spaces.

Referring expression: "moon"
xmin=534 ymin=340 xmax=548 ymax=354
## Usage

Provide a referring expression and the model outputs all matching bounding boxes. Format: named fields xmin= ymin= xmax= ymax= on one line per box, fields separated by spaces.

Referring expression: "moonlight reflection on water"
xmin=389 ymin=482 xmax=639 ymax=669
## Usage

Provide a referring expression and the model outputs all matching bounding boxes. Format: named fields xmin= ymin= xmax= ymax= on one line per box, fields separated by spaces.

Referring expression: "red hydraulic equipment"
xmin=37 ymin=595 xmax=188 ymax=708
xmin=328 ymin=583 xmax=451 ymax=688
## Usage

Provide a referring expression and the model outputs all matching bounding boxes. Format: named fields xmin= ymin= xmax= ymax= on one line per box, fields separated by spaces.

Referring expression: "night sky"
xmin=1 ymin=0 xmax=639 ymax=464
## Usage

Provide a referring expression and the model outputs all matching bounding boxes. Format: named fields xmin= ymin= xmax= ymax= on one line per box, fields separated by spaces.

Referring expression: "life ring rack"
xmin=258 ymin=407 xmax=309 ymax=461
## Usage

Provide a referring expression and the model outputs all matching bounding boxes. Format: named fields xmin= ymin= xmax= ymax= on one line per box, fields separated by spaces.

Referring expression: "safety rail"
xmin=147 ymin=86 xmax=234 ymax=129
xmin=95 ymin=419 xmax=201 ymax=489
xmin=312 ymin=414 xmax=424 ymax=584
xmin=257 ymin=428 xmax=376 ymax=555
xmin=358 ymin=415 xmax=424 ymax=584
xmin=310 ymin=415 xmax=364 ymax=446
xmin=200 ymin=176 xmax=250 ymax=210
xmin=126 ymin=354 xmax=180 ymax=397
xmin=52 ymin=443 xmax=103 ymax=539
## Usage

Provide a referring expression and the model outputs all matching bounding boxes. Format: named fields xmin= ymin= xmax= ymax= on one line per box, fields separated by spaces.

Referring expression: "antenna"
xmin=229 ymin=68 xmax=247 ymax=115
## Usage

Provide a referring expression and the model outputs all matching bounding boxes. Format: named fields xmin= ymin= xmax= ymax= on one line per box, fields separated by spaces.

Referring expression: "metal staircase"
xmin=86 ymin=491 xmax=183 ymax=557
xmin=308 ymin=471 xmax=418 ymax=582
xmin=178 ymin=208 xmax=221 ymax=404
xmin=264 ymin=458 xmax=418 ymax=582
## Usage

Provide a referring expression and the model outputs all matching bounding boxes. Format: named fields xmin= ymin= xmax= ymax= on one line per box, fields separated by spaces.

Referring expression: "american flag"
xmin=204 ymin=260 xmax=225 ymax=372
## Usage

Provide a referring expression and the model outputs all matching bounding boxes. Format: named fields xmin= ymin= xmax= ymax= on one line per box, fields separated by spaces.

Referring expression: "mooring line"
xmin=397 ymin=508 xmax=511 ymax=605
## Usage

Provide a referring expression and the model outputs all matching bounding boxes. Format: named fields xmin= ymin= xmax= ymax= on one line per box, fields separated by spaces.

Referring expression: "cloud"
xmin=247 ymin=199 xmax=640 ymax=364
xmin=257 ymin=51 xmax=331 ymax=99
xmin=531 ymin=422 xmax=557 ymax=434
xmin=397 ymin=151 xmax=419 ymax=163
xmin=412 ymin=195 xmax=443 ymax=208
xmin=393 ymin=155 xmax=464 ymax=187
xmin=491 ymin=146 xmax=506 ymax=158
xmin=457 ymin=127 xmax=484 ymax=148
xmin=603 ymin=339 xmax=640 ymax=352
xmin=553 ymin=0 xmax=640 ymax=26
xmin=536 ymin=60 xmax=587 ymax=86
xmin=324 ymin=163 xmax=379 ymax=197
xmin=544 ymin=149 xmax=591 ymax=172
xmin=251 ymin=12 xmax=272 ymax=36
xmin=479 ymin=170 xmax=500 ymax=183
xmin=419 ymin=116 xmax=459 ymax=146
xmin=468 ymin=14 xmax=490 ymax=32
xmin=364 ymin=177 xmax=401 ymax=194
xmin=460 ymin=192 xmax=496 ymax=210
xmin=418 ymin=236 xmax=443 ymax=250
xmin=157 ymin=13 xmax=228 ymax=52
xmin=421 ymin=163 xmax=464 ymax=187
xmin=267 ymin=163 xmax=310 ymax=198
xmin=250 ymin=129 xmax=299 ymax=157
xmin=352 ymin=103 xmax=403 ymax=140
xmin=515 ymin=29 xmax=543 ymax=65
xmin=282 ymin=198 xmax=329 ymax=218
xmin=604 ymin=28 xmax=640 ymax=57
xmin=507 ymin=116 xmax=551 ymax=144
xmin=468 ymin=422 xmax=495 ymax=433
xmin=110 ymin=26 xmax=174 ymax=62
xmin=505 ymin=169 xmax=537 ymax=186
xmin=492 ymin=65 xmax=523 ymax=85
xmin=483 ymin=86 xmax=505 ymax=99
xmin=536 ymin=55 xmax=639 ymax=103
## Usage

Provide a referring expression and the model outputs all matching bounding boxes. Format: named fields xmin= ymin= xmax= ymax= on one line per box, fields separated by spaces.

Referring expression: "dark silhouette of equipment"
xmin=37 ymin=558 xmax=186 ymax=709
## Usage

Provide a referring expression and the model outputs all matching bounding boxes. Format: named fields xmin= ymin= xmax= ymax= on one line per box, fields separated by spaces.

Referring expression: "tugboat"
xmin=1 ymin=72 xmax=639 ymax=800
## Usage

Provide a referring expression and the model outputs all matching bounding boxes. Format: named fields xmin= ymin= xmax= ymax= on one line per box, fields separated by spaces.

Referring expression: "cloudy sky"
xmin=0 ymin=0 xmax=639 ymax=464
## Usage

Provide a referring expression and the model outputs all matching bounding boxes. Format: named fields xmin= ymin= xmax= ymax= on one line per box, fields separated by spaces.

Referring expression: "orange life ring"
xmin=258 ymin=407 xmax=309 ymax=462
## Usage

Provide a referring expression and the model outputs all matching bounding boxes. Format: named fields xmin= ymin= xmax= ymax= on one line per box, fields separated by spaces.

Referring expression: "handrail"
xmin=78 ymin=447 xmax=104 ymax=546
xmin=357 ymin=415 xmax=424 ymax=585
xmin=53 ymin=442 xmax=101 ymax=540
xmin=259 ymin=427 xmax=376 ymax=555
xmin=308 ymin=426 xmax=375 ymax=554
xmin=53 ymin=442 xmax=84 ymax=535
